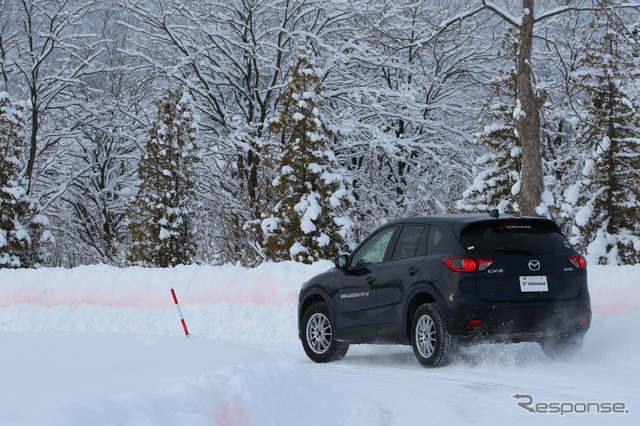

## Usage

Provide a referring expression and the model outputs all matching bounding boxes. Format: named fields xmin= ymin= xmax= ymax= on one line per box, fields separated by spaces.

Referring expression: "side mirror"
xmin=334 ymin=254 xmax=349 ymax=270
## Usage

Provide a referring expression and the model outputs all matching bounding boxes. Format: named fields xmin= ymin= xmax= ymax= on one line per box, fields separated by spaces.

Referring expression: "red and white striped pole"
xmin=170 ymin=288 xmax=190 ymax=337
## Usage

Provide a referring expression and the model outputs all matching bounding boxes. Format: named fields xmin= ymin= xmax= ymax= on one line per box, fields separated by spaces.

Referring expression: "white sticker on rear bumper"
xmin=519 ymin=276 xmax=549 ymax=292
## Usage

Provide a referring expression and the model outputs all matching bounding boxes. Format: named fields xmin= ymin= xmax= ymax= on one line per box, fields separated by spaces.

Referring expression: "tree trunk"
xmin=514 ymin=0 xmax=543 ymax=216
xmin=26 ymin=91 xmax=38 ymax=195
xmin=606 ymin=79 xmax=616 ymax=235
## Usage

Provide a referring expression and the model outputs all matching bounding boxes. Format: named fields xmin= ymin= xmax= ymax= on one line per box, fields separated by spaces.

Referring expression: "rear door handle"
xmin=408 ymin=267 xmax=419 ymax=276
xmin=366 ymin=276 xmax=376 ymax=285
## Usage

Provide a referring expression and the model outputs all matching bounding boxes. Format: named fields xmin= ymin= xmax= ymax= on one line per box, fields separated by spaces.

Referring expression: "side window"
xmin=427 ymin=226 xmax=444 ymax=254
xmin=351 ymin=227 xmax=396 ymax=267
xmin=391 ymin=225 xmax=426 ymax=261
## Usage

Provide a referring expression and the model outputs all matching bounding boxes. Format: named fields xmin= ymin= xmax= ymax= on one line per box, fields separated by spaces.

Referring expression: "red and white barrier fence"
xmin=170 ymin=288 xmax=190 ymax=337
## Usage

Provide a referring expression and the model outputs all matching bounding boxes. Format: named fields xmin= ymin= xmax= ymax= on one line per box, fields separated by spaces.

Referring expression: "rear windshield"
xmin=460 ymin=220 xmax=572 ymax=255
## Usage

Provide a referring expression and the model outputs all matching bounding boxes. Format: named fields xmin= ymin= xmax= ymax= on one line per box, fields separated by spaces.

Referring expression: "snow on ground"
xmin=1 ymin=332 xmax=375 ymax=426
xmin=0 ymin=262 xmax=639 ymax=425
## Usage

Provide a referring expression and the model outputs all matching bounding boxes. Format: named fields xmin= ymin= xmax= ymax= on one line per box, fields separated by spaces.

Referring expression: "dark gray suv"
xmin=298 ymin=213 xmax=591 ymax=367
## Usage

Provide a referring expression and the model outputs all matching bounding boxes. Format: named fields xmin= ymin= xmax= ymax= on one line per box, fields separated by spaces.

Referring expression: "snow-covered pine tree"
xmin=127 ymin=89 xmax=202 ymax=267
xmin=0 ymin=93 xmax=52 ymax=268
xmin=457 ymin=30 xmax=521 ymax=214
xmin=263 ymin=53 xmax=354 ymax=264
xmin=565 ymin=17 xmax=640 ymax=265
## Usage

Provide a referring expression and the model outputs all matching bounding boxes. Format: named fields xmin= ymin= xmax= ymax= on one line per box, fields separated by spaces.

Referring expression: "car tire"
xmin=301 ymin=303 xmax=349 ymax=363
xmin=412 ymin=303 xmax=456 ymax=368
xmin=539 ymin=333 xmax=584 ymax=359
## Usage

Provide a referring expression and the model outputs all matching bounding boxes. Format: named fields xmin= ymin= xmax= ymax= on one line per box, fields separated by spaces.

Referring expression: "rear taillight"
xmin=568 ymin=254 xmax=587 ymax=270
xmin=442 ymin=257 xmax=494 ymax=272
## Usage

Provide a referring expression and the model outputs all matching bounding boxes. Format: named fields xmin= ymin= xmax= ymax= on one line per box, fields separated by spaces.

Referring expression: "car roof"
xmin=385 ymin=214 xmax=555 ymax=233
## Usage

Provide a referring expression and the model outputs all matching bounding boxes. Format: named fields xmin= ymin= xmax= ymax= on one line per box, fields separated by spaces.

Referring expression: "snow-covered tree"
xmin=0 ymin=92 xmax=52 ymax=268
xmin=127 ymin=89 xmax=202 ymax=267
xmin=564 ymin=17 xmax=640 ymax=265
xmin=0 ymin=0 xmax=110 ymax=266
xmin=457 ymin=29 xmax=521 ymax=214
xmin=123 ymin=0 xmax=353 ymax=265
xmin=431 ymin=1 xmax=640 ymax=216
xmin=330 ymin=0 xmax=490 ymax=239
xmin=52 ymin=8 xmax=154 ymax=266
xmin=263 ymin=54 xmax=353 ymax=264
xmin=0 ymin=0 xmax=103 ymax=195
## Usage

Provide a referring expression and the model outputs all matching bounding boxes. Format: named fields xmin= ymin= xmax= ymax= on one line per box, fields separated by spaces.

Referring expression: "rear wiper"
xmin=492 ymin=246 xmax=534 ymax=255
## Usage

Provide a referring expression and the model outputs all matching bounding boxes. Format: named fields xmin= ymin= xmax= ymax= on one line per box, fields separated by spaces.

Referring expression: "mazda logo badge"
xmin=528 ymin=260 xmax=541 ymax=271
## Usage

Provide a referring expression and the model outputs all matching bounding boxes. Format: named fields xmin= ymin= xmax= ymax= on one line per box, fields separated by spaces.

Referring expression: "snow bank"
xmin=0 ymin=261 xmax=636 ymax=314
xmin=588 ymin=265 xmax=640 ymax=315
xmin=0 ymin=261 xmax=332 ymax=341
xmin=0 ymin=260 xmax=333 ymax=308
xmin=0 ymin=262 xmax=637 ymax=342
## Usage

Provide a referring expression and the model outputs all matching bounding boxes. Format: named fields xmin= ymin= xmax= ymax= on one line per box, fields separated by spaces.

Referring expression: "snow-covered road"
xmin=1 ymin=262 xmax=639 ymax=425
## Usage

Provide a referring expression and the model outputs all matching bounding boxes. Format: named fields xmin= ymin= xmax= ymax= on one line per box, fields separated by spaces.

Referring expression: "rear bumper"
xmin=447 ymin=303 xmax=591 ymax=343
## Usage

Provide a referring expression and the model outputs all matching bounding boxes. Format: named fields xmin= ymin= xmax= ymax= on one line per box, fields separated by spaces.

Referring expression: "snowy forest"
xmin=1 ymin=0 xmax=640 ymax=268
